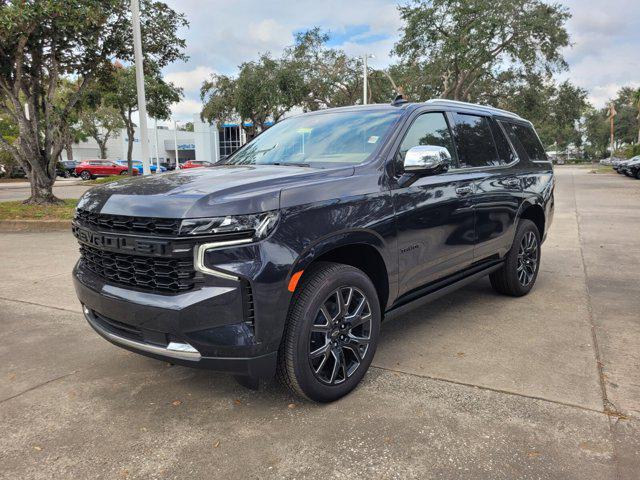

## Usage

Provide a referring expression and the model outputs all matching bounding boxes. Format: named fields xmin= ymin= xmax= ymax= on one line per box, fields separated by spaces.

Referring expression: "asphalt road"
xmin=0 ymin=166 xmax=638 ymax=479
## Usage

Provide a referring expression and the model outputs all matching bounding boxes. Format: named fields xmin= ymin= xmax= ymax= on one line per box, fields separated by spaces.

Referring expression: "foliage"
xmin=181 ymin=122 xmax=194 ymax=132
xmin=201 ymin=54 xmax=306 ymax=138
xmin=393 ymin=0 xmax=570 ymax=101
xmin=102 ymin=63 xmax=182 ymax=169
xmin=0 ymin=0 xmax=187 ymax=204
xmin=0 ymin=198 xmax=77 ymax=220
xmin=80 ymin=85 xmax=125 ymax=159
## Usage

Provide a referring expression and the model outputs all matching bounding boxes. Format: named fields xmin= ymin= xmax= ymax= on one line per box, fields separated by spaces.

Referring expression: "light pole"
xmin=131 ymin=0 xmax=151 ymax=175
xmin=362 ymin=53 xmax=374 ymax=105
xmin=153 ymin=117 xmax=160 ymax=171
xmin=173 ymin=120 xmax=180 ymax=169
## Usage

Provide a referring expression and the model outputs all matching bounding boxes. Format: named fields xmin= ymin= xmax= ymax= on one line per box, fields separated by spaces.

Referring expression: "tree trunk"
xmin=66 ymin=140 xmax=74 ymax=161
xmin=126 ymin=124 xmax=135 ymax=175
xmin=98 ymin=140 xmax=108 ymax=159
xmin=24 ymin=159 xmax=60 ymax=205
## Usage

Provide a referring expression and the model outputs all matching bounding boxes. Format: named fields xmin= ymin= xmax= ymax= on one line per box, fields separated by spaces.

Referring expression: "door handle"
xmin=455 ymin=185 xmax=474 ymax=196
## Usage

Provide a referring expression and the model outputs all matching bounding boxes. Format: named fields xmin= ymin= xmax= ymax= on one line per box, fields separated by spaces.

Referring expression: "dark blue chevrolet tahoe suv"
xmin=72 ymin=99 xmax=554 ymax=402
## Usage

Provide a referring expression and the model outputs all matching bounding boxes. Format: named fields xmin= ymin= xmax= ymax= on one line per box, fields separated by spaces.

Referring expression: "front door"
xmin=391 ymin=111 xmax=476 ymax=297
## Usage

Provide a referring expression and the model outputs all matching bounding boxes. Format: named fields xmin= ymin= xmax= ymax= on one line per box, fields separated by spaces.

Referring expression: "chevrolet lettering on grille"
xmin=72 ymin=225 xmax=168 ymax=256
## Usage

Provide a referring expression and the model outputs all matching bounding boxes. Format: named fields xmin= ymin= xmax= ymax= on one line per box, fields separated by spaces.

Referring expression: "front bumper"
xmin=73 ymin=262 xmax=278 ymax=378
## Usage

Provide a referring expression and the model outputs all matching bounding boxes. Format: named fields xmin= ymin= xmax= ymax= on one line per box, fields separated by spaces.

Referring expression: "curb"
xmin=0 ymin=219 xmax=72 ymax=233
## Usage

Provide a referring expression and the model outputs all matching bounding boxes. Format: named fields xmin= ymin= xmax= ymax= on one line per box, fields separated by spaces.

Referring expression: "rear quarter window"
xmin=501 ymin=122 xmax=547 ymax=162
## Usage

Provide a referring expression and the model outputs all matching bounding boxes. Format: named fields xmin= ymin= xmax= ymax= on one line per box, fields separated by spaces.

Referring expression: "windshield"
xmin=222 ymin=109 xmax=401 ymax=168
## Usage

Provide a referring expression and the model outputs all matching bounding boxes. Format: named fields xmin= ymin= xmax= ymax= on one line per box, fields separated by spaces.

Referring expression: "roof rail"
xmin=424 ymin=99 xmax=521 ymax=119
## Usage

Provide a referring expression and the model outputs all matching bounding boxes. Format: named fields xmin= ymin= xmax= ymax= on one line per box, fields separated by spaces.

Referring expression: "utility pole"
xmin=153 ymin=118 xmax=160 ymax=171
xmin=362 ymin=55 xmax=368 ymax=105
xmin=608 ymin=102 xmax=617 ymax=159
xmin=173 ymin=120 xmax=180 ymax=169
xmin=131 ymin=0 xmax=151 ymax=175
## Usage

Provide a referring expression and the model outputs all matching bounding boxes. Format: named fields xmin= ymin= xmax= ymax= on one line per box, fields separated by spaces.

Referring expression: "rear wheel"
xmin=80 ymin=170 xmax=92 ymax=180
xmin=277 ymin=262 xmax=381 ymax=402
xmin=490 ymin=219 xmax=541 ymax=297
xmin=635 ymin=170 xmax=640 ymax=180
xmin=120 ymin=170 xmax=128 ymax=175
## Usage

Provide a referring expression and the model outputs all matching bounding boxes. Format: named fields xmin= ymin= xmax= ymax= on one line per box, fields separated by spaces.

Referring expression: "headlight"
xmin=179 ymin=211 xmax=279 ymax=240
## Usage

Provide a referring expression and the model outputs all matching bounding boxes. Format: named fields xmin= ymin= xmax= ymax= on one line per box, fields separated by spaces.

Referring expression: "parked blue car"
xmin=117 ymin=160 xmax=167 ymax=173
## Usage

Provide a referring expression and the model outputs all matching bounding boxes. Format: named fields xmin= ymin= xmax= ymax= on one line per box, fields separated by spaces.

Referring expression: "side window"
xmin=502 ymin=122 xmax=547 ymax=162
xmin=398 ymin=112 xmax=457 ymax=167
xmin=491 ymin=120 xmax=517 ymax=165
xmin=451 ymin=113 xmax=501 ymax=168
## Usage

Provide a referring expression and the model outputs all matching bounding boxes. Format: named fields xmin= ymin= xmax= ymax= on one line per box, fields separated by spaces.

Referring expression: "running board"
xmin=384 ymin=261 xmax=504 ymax=321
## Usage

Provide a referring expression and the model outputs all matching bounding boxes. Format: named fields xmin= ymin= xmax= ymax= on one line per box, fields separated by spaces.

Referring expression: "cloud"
xmin=165 ymin=66 xmax=216 ymax=92
xmin=161 ymin=0 xmax=639 ymax=118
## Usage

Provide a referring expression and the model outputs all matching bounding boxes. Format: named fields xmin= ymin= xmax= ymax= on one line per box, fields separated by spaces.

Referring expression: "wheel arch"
xmin=517 ymin=200 xmax=546 ymax=238
xmin=288 ymin=230 xmax=392 ymax=313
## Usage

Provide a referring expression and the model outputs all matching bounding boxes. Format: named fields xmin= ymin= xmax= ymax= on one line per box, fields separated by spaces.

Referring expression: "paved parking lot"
xmin=0 ymin=178 xmax=90 ymax=202
xmin=1 ymin=166 xmax=638 ymax=479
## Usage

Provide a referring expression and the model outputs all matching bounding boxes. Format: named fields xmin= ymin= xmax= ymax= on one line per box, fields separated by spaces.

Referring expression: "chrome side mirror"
xmin=403 ymin=145 xmax=451 ymax=174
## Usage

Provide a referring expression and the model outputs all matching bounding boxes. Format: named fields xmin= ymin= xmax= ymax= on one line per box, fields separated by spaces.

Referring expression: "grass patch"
xmin=0 ymin=198 xmax=78 ymax=220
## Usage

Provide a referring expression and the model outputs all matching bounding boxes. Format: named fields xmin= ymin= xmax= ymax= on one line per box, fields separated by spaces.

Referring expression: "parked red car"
xmin=180 ymin=160 xmax=215 ymax=169
xmin=75 ymin=160 xmax=138 ymax=180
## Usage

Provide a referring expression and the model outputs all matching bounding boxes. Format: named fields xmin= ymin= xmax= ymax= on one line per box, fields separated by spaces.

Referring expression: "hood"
xmin=77 ymin=164 xmax=354 ymax=218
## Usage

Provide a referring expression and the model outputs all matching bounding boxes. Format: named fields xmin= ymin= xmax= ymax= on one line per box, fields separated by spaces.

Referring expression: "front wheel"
xmin=277 ymin=262 xmax=381 ymax=402
xmin=79 ymin=170 xmax=92 ymax=181
xmin=490 ymin=219 xmax=541 ymax=297
xmin=120 ymin=171 xmax=129 ymax=176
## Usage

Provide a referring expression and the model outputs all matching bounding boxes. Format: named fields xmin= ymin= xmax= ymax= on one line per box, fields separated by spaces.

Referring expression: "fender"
xmin=289 ymin=228 xmax=391 ymax=276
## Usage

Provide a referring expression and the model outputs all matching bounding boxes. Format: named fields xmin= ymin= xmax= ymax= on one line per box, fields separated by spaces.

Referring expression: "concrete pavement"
xmin=0 ymin=178 xmax=90 ymax=202
xmin=0 ymin=166 xmax=638 ymax=479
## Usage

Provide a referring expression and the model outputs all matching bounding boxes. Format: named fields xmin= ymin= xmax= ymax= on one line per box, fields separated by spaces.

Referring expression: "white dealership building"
xmin=68 ymin=114 xmax=246 ymax=167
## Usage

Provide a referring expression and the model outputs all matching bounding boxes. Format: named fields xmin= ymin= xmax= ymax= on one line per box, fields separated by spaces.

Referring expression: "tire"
xmin=490 ymin=219 xmax=541 ymax=297
xmin=635 ymin=170 xmax=640 ymax=180
xmin=120 ymin=170 xmax=128 ymax=175
xmin=277 ymin=262 xmax=381 ymax=402
xmin=80 ymin=170 xmax=92 ymax=180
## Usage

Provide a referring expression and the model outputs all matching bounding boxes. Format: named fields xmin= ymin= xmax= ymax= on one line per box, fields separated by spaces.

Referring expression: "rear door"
xmin=391 ymin=110 xmax=477 ymax=296
xmin=449 ymin=113 xmax=523 ymax=261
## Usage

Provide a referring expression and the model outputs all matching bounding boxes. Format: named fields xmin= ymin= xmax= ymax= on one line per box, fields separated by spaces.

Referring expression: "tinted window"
xmin=503 ymin=122 xmax=547 ymax=162
xmin=452 ymin=113 xmax=501 ymax=168
xmin=399 ymin=112 xmax=457 ymax=166
xmin=225 ymin=110 xmax=401 ymax=168
xmin=491 ymin=121 xmax=517 ymax=164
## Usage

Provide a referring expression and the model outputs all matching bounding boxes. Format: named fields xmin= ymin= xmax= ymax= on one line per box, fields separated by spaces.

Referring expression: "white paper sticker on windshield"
xmin=368 ymin=136 xmax=379 ymax=144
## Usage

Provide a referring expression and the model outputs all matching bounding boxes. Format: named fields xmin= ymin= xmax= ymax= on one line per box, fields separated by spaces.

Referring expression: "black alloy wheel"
xmin=490 ymin=219 xmax=541 ymax=297
xmin=517 ymin=230 xmax=539 ymax=287
xmin=277 ymin=262 xmax=381 ymax=402
xmin=308 ymin=286 xmax=372 ymax=385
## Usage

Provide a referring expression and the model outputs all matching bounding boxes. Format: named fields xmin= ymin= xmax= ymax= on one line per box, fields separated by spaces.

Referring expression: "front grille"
xmin=76 ymin=209 xmax=181 ymax=236
xmin=79 ymin=244 xmax=197 ymax=294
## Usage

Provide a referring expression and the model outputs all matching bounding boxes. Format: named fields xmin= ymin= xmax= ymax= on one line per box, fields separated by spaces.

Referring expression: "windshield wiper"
xmin=271 ymin=162 xmax=311 ymax=167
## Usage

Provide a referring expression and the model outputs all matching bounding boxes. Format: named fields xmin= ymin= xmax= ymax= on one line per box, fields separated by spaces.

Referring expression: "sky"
xmin=161 ymin=0 xmax=640 ymax=123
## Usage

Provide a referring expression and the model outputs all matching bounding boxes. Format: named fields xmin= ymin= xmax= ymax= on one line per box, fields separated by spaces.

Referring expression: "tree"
xmin=394 ymin=0 xmax=570 ymax=102
xmin=79 ymin=91 xmax=124 ymax=159
xmin=286 ymin=28 xmax=363 ymax=109
xmin=103 ymin=64 xmax=182 ymax=172
xmin=201 ymin=54 xmax=306 ymax=139
xmin=0 ymin=0 xmax=187 ymax=204
xmin=181 ymin=122 xmax=194 ymax=132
